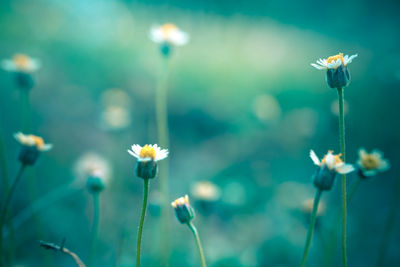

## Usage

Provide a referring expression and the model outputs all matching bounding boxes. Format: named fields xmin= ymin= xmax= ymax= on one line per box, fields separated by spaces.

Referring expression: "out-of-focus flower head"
xmin=100 ymin=88 xmax=132 ymax=131
xmin=171 ymin=194 xmax=195 ymax=224
xmin=86 ymin=169 xmax=107 ymax=194
xmin=74 ymin=153 xmax=111 ymax=188
xmin=14 ymin=132 xmax=52 ymax=165
xmin=150 ymin=23 xmax=189 ymax=46
xmin=128 ymin=144 xmax=168 ymax=179
xmin=311 ymin=52 xmax=357 ymax=88
xmin=150 ymin=23 xmax=189 ymax=56
xmin=191 ymin=181 xmax=221 ymax=202
xmin=100 ymin=106 xmax=131 ymax=130
xmin=357 ymin=148 xmax=390 ymax=178
xmin=2 ymin=54 xmax=40 ymax=89
xmin=2 ymin=54 xmax=41 ymax=73
xmin=310 ymin=150 xmax=354 ymax=191
xmin=14 ymin=132 xmax=52 ymax=151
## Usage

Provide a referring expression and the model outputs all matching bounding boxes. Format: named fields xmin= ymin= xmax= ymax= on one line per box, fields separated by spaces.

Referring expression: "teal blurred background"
xmin=0 ymin=0 xmax=399 ymax=266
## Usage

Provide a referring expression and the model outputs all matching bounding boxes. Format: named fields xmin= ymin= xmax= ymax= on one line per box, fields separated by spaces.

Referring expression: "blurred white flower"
xmin=127 ymin=144 xmax=168 ymax=162
xmin=74 ymin=152 xmax=111 ymax=185
xmin=100 ymin=106 xmax=131 ymax=130
xmin=150 ymin=23 xmax=189 ymax=46
xmin=14 ymin=132 xmax=52 ymax=151
xmin=311 ymin=53 xmax=357 ymax=70
xmin=2 ymin=54 xmax=41 ymax=73
xmin=310 ymin=150 xmax=354 ymax=174
xmin=191 ymin=181 xmax=221 ymax=201
xmin=357 ymin=148 xmax=390 ymax=177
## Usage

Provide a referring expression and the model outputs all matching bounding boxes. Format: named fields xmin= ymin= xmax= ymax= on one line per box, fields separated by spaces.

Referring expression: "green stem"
xmin=136 ymin=179 xmax=150 ymax=267
xmin=87 ymin=193 xmax=100 ymax=267
xmin=0 ymin=117 xmax=14 ymax=265
xmin=325 ymin=178 xmax=361 ymax=267
xmin=187 ymin=222 xmax=207 ymax=267
xmin=337 ymin=87 xmax=348 ymax=267
xmin=156 ymin=55 xmax=171 ymax=266
xmin=0 ymin=120 xmax=9 ymax=205
xmin=0 ymin=164 xmax=26 ymax=264
xmin=301 ymin=189 xmax=322 ymax=267
xmin=376 ymin=175 xmax=400 ymax=266
xmin=19 ymin=90 xmax=31 ymax=132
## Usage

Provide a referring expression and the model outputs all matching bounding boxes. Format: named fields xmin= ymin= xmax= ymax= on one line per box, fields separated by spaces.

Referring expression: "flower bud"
xmin=135 ymin=160 xmax=158 ymax=179
xmin=15 ymin=72 xmax=34 ymax=90
xmin=171 ymin=195 xmax=195 ymax=224
xmin=326 ymin=64 xmax=350 ymax=89
xmin=18 ymin=145 xmax=40 ymax=165
xmin=312 ymin=165 xmax=337 ymax=191
xmin=160 ymin=43 xmax=172 ymax=57
xmin=86 ymin=171 xmax=106 ymax=194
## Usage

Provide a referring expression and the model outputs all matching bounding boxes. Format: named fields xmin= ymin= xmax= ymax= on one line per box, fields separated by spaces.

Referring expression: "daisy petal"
xmin=310 ymin=150 xmax=321 ymax=166
xmin=336 ymin=164 xmax=354 ymax=174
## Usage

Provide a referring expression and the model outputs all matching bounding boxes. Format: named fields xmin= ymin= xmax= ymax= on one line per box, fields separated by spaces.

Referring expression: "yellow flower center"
xmin=13 ymin=54 xmax=31 ymax=69
xmin=327 ymin=53 xmax=345 ymax=65
xmin=321 ymin=151 xmax=343 ymax=165
xmin=139 ymin=145 xmax=156 ymax=159
xmin=361 ymin=155 xmax=380 ymax=170
xmin=160 ymin=23 xmax=178 ymax=37
xmin=29 ymin=135 xmax=45 ymax=148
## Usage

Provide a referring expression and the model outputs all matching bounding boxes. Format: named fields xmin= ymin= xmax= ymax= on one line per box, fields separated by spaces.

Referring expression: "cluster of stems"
xmin=301 ymin=87 xmax=348 ymax=267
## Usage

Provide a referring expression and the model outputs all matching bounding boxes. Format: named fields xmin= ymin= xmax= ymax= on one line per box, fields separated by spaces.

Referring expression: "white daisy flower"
xmin=14 ymin=132 xmax=52 ymax=151
xmin=311 ymin=53 xmax=357 ymax=70
xmin=150 ymin=23 xmax=189 ymax=46
xmin=357 ymin=148 xmax=390 ymax=177
xmin=127 ymin=144 xmax=168 ymax=162
xmin=2 ymin=54 xmax=41 ymax=73
xmin=310 ymin=150 xmax=354 ymax=174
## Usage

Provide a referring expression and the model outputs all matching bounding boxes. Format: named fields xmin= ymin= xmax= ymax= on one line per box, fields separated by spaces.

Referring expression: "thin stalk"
xmin=87 ymin=193 xmax=100 ymax=267
xmin=337 ymin=87 xmax=348 ymax=267
xmin=301 ymin=189 xmax=322 ymax=267
xmin=19 ymin=90 xmax=31 ymax=132
xmin=376 ymin=175 xmax=400 ymax=266
xmin=325 ymin=178 xmax=362 ymax=267
xmin=0 ymin=119 xmax=10 ymax=204
xmin=136 ymin=179 xmax=150 ymax=267
xmin=155 ymin=55 xmax=171 ymax=266
xmin=0 ymin=117 xmax=15 ymax=265
xmin=26 ymin=169 xmax=53 ymax=267
xmin=40 ymin=240 xmax=87 ymax=267
xmin=0 ymin=164 xmax=26 ymax=264
xmin=187 ymin=221 xmax=207 ymax=267
xmin=19 ymin=89 xmax=52 ymax=266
